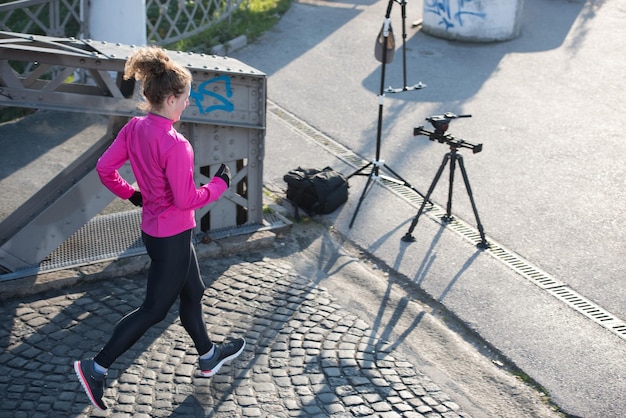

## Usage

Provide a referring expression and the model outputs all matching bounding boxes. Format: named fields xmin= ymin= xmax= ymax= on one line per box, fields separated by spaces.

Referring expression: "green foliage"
xmin=0 ymin=0 xmax=81 ymax=37
xmin=166 ymin=0 xmax=292 ymax=53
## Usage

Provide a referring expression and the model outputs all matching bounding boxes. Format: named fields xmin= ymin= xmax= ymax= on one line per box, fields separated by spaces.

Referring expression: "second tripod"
xmin=401 ymin=113 xmax=489 ymax=249
xmin=348 ymin=0 xmax=425 ymax=229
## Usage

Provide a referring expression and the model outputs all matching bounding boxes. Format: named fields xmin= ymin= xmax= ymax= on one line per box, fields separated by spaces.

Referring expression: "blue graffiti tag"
xmin=190 ymin=75 xmax=234 ymax=114
xmin=425 ymin=0 xmax=486 ymax=30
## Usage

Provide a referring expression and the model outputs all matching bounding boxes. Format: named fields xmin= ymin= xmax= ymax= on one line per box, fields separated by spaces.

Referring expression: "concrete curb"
xmin=210 ymin=35 xmax=247 ymax=56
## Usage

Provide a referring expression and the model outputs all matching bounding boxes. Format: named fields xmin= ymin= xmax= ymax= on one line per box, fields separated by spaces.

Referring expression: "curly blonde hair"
xmin=124 ymin=46 xmax=192 ymax=111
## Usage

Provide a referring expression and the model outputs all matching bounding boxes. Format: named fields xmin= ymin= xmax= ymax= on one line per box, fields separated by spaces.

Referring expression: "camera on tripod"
xmin=414 ymin=112 xmax=482 ymax=154
xmin=402 ymin=111 xmax=489 ymax=248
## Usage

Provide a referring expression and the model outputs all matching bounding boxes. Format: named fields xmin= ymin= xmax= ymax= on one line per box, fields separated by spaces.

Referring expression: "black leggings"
xmin=94 ymin=229 xmax=212 ymax=368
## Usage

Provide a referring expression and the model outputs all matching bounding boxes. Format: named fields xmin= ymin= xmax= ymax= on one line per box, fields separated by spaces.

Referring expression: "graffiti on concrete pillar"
xmin=190 ymin=75 xmax=234 ymax=114
xmin=425 ymin=0 xmax=486 ymax=30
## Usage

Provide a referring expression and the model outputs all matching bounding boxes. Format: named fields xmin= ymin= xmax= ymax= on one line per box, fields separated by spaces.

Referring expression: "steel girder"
xmin=0 ymin=31 xmax=266 ymax=273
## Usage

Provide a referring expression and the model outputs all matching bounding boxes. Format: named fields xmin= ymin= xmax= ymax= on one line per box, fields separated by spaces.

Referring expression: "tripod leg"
xmin=349 ymin=3 xmax=392 ymax=227
xmin=400 ymin=0 xmax=408 ymax=90
xmin=347 ymin=161 xmax=373 ymax=180
xmin=442 ymin=151 xmax=457 ymax=222
xmin=382 ymin=163 xmax=427 ymax=200
xmin=349 ymin=169 xmax=378 ymax=228
xmin=457 ymin=155 xmax=489 ymax=249
xmin=402 ymin=153 xmax=451 ymax=242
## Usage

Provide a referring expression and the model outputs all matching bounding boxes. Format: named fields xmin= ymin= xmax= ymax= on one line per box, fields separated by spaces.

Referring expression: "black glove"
xmin=215 ymin=164 xmax=231 ymax=187
xmin=128 ymin=190 xmax=143 ymax=207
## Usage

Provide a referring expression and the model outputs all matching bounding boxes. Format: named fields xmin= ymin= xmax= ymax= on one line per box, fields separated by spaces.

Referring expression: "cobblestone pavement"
xmin=0 ymin=254 xmax=468 ymax=417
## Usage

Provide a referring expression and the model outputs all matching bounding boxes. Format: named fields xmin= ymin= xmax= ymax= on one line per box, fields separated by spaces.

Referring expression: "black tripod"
xmin=401 ymin=113 xmax=489 ymax=249
xmin=347 ymin=0 xmax=425 ymax=228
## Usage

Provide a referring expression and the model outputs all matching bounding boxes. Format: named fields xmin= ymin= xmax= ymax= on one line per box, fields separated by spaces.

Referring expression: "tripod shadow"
xmin=367 ymin=217 xmax=413 ymax=257
xmin=368 ymin=277 xmax=426 ymax=356
xmin=366 ymin=227 xmax=481 ymax=356
xmin=412 ymin=222 xmax=446 ymax=286
xmin=436 ymin=249 xmax=482 ymax=304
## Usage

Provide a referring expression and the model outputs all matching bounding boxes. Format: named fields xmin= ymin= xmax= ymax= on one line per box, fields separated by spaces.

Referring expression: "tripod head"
xmin=426 ymin=112 xmax=471 ymax=134
xmin=414 ymin=112 xmax=483 ymax=154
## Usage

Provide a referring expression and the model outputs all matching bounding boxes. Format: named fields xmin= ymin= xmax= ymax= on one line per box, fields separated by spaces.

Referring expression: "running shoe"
xmin=199 ymin=338 xmax=246 ymax=377
xmin=74 ymin=359 xmax=107 ymax=410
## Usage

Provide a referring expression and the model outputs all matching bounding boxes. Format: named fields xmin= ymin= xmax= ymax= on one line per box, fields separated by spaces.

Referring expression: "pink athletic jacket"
xmin=96 ymin=113 xmax=228 ymax=237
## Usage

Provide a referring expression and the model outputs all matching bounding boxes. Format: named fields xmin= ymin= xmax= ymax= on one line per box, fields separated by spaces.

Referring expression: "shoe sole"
xmin=200 ymin=340 xmax=246 ymax=377
xmin=74 ymin=361 xmax=107 ymax=411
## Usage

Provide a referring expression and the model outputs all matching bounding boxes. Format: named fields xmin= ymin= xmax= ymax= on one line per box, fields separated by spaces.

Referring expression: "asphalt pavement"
xmin=0 ymin=0 xmax=625 ymax=417
xmin=229 ymin=0 xmax=626 ymax=416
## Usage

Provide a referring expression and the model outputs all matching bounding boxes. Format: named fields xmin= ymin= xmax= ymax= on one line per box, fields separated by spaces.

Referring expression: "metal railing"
xmin=0 ymin=0 xmax=243 ymax=45
xmin=0 ymin=0 xmax=83 ymax=37
xmin=146 ymin=0 xmax=243 ymax=45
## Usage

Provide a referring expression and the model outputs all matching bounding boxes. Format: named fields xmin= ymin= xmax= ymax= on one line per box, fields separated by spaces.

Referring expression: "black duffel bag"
xmin=283 ymin=166 xmax=349 ymax=219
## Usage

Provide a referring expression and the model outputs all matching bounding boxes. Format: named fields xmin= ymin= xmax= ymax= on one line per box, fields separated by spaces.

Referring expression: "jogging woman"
xmin=74 ymin=46 xmax=245 ymax=411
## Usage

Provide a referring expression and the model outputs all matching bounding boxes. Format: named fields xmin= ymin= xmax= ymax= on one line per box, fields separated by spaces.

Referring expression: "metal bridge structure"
xmin=0 ymin=30 xmax=267 ymax=277
xmin=0 ymin=0 xmax=244 ymax=47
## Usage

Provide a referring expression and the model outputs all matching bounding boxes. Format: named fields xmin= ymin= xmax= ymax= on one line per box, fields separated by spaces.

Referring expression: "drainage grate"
xmin=47 ymin=209 xmax=146 ymax=268
xmin=0 ymin=209 xmax=291 ymax=282
xmin=0 ymin=210 xmax=145 ymax=281
xmin=268 ymin=100 xmax=626 ymax=342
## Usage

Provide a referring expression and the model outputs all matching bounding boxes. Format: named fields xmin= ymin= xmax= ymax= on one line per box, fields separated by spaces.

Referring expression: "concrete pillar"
xmin=87 ymin=0 xmax=147 ymax=45
xmin=422 ymin=0 xmax=524 ymax=42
